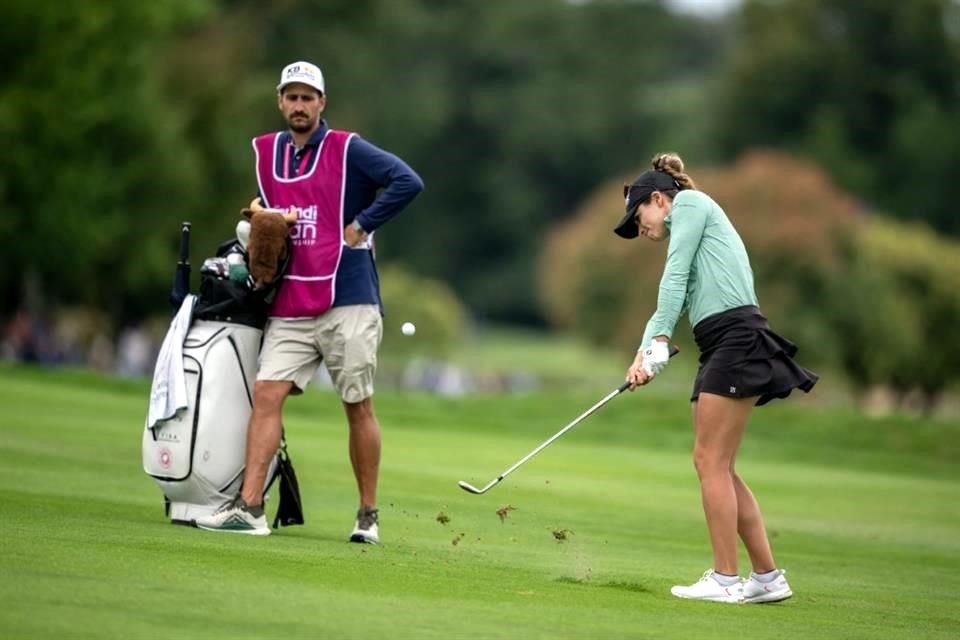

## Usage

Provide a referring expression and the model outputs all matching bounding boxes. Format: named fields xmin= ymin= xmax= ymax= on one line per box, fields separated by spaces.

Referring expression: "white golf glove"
xmin=641 ymin=340 xmax=671 ymax=376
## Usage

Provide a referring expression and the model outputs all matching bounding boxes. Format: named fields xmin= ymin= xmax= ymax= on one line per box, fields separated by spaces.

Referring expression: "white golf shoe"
xmin=743 ymin=569 xmax=793 ymax=604
xmin=194 ymin=496 xmax=271 ymax=536
xmin=670 ymin=570 xmax=743 ymax=604
xmin=349 ymin=507 xmax=380 ymax=544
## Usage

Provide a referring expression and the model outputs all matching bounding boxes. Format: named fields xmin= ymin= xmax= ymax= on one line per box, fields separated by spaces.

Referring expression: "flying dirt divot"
xmin=551 ymin=528 xmax=573 ymax=543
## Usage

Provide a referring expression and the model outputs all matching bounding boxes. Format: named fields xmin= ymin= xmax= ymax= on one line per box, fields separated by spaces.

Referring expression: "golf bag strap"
xmin=270 ymin=435 xmax=305 ymax=528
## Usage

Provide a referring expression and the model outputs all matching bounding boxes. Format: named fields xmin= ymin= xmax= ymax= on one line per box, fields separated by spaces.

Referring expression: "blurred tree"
xmin=823 ymin=250 xmax=924 ymax=403
xmin=2 ymin=0 xmax=729 ymax=329
xmin=0 ymin=0 xmax=214 ymax=324
xmin=229 ymin=0 xmax=727 ymax=323
xmin=851 ymin=218 xmax=960 ymax=412
xmin=714 ymin=0 xmax=960 ymax=235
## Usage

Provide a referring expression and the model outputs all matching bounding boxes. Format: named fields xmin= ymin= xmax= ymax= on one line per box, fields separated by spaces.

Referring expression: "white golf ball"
xmin=401 ymin=322 xmax=416 ymax=336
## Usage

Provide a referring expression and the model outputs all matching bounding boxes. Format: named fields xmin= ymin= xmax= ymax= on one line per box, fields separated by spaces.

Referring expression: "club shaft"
xmin=459 ymin=345 xmax=678 ymax=494
xmin=489 ymin=386 xmax=624 ymax=485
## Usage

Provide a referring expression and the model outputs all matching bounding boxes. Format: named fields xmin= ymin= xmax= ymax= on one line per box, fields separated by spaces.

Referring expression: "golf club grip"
xmin=617 ymin=345 xmax=681 ymax=393
xmin=178 ymin=222 xmax=191 ymax=264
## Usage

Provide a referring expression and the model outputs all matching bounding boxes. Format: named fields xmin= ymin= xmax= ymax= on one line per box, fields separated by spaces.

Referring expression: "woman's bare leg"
xmin=732 ymin=472 xmax=776 ymax=573
xmin=691 ymin=393 xmax=756 ymax=575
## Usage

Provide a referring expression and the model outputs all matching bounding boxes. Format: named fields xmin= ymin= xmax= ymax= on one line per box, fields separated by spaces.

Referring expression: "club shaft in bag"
xmin=169 ymin=221 xmax=192 ymax=313
xmin=458 ymin=346 xmax=679 ymax=495
xmin=178 ymin=221 xmax=191 ymax=264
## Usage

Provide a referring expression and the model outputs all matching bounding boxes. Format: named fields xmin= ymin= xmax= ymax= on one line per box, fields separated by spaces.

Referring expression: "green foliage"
xmin=847 ymin=218 xmax=960 ymax=402
xmin=2 ymin=0 xmax=728 ymax=329
xmin=715 ymin=0 xmax=960 ymax=234
xmin=823 ymin=252 xmax=924 ymax=392
xmin=569 ymin=255 xmax=629 ymax=347
xmin=7 ymin=0 xmax=960 ymax=338
xmin=0 ymin=0 xmax=214 ymax=322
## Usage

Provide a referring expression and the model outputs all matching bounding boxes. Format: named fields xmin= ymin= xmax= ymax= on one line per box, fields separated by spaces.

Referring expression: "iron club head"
xmin=457 ymin=480 xmax=485 ymax=494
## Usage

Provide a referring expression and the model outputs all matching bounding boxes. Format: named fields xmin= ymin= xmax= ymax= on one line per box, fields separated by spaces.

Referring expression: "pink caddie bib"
xmin=252 ymin=129 xmax=355 ymax=318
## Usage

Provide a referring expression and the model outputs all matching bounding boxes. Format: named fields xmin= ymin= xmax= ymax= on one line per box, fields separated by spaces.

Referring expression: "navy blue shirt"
xmin=260 ymin=121 xmax=423 ymax=311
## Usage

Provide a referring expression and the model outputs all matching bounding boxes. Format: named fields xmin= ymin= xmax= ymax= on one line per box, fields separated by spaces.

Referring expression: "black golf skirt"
xmin=691 ymin=305 xmax=818 ymax=406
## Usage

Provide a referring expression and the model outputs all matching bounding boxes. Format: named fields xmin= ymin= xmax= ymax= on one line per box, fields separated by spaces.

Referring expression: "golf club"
xmin=458 ymin=345 xmax=679 ymax=495
xmin=168 ymin=221 xmax=191 ymax=312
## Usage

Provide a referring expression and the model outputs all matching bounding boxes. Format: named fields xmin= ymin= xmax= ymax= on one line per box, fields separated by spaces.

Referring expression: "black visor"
xmin=613 ymin=171 xmax=681 ymax=239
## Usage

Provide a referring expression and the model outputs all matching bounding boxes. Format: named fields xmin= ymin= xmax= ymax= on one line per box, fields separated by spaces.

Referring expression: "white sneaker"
xmin=349 ymin=507 xmax=379 ymax=544
xmin=194 ymin=496 xmax=271 ymax=536
xmin=670 ymin=570 xmax=743 ymax=603
xmin=743 ymin=569 xmax=793 ymax=603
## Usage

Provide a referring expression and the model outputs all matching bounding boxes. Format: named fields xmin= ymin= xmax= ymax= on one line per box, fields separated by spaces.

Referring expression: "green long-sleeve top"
xmin=640 ymin=190 xmax=758 ymax=348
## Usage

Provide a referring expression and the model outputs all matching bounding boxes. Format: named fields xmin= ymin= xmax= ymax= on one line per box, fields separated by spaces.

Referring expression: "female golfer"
xmin=617 ymin=153 xmax=817 ymax=604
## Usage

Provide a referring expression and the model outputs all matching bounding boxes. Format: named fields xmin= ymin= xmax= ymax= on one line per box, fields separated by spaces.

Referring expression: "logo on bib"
xmin=290 ymin=204 xmax=318 ymax=245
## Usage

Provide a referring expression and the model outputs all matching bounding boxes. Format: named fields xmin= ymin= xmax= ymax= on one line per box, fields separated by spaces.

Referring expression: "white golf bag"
xmin=142 ymin=320 xmax=277 ymax=523
xmin=143 ymin=231 xmax=302 ymax=527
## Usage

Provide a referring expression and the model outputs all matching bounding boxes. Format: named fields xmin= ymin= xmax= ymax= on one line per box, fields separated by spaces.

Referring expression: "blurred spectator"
xmin=1 ymin=310 xmax=63 ymax=364
xmin=115 ymin=326 xmax=156 ymax=377
xmin=87 ymin=332 xmax=115 ymax=372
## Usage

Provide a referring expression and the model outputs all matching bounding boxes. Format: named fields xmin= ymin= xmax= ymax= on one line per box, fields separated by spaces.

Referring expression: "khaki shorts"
xmin=257 ymin=304 xmax=383 ymax=403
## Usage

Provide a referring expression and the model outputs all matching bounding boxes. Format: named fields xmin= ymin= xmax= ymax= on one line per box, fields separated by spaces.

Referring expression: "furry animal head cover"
xmin=240 ymin=198 xmax=298 ymax=289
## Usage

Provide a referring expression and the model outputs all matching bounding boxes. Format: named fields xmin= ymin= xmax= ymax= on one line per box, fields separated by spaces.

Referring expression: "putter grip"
xmin=178 ymin=222 xmax=191 ymax=264
xmin=617 ymin=345 xmax=680 ymax=393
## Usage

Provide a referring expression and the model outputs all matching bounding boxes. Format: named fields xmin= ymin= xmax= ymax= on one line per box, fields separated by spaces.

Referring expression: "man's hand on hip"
xmin=344 ymin=219 xmax=369 ymax=248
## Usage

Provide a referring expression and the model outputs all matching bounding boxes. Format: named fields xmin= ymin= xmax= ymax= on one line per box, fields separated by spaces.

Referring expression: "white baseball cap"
xmin=276 ymin=61 xmax=325 ymax=95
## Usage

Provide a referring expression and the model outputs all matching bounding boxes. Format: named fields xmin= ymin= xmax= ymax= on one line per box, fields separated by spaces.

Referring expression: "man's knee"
xmin=344 ymin=396 xmax=374 ymax=421
xmin=253 ymin=380 xmax=292 ymax=411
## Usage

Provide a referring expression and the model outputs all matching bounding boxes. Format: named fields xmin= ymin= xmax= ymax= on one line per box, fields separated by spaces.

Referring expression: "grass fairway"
xmin=1 ymin=363 xmax=958 ymax=639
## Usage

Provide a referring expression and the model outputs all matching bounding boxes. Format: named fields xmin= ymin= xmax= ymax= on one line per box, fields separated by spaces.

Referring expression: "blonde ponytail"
xmin=651 ymin=152 xmax=696 ymax=190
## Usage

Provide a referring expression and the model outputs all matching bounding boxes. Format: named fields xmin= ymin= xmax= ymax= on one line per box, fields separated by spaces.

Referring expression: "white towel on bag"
xmin=146 ymin=295 xmax=196 ymax=429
